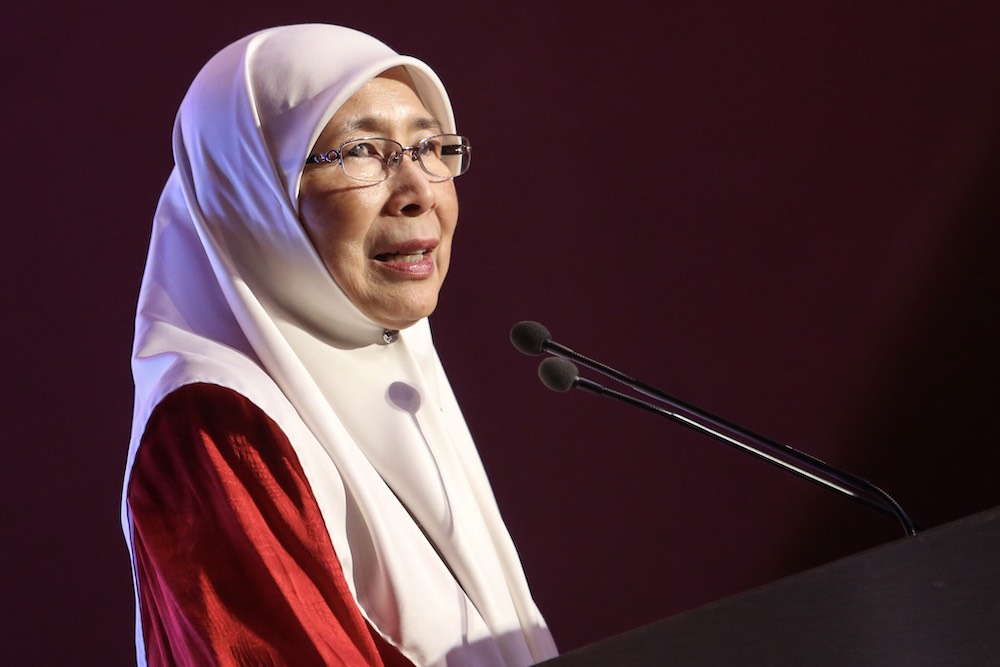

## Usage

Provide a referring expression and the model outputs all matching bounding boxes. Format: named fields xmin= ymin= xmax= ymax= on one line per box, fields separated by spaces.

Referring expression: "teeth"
xmin=378 ymin=250 xmax=427 ymax=263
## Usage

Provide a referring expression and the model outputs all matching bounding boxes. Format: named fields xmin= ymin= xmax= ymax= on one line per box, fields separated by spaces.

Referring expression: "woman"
xmin=122 ymin=24 xmax=557 ymax=666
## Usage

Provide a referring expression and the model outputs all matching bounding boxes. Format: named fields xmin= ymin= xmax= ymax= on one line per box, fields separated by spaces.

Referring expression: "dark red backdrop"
xmin=5 ymin=2 xmax=999 ymax=662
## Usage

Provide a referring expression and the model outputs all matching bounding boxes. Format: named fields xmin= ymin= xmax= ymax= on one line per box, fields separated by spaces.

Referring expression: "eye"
xmin=344 ymin=141 xmax=384 ymax=159
xmin=418 ymin=136 xmax=444 ymax=159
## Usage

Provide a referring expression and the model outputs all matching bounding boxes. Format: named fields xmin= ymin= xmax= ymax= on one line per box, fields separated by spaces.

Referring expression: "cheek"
xmin=440 ymin=197 xmax=459 ymax=276
xmin=298 ymin=182 xmax=332 ymax=251
xmin=299 ymin=188 xmax=375 ymax=267
xmin=438 ymin=183 xmax=460 ymax=236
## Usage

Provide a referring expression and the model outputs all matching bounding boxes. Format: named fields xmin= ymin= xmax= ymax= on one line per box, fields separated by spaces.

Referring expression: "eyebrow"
xmin=337 ymin=115 xmax=443 ymax=137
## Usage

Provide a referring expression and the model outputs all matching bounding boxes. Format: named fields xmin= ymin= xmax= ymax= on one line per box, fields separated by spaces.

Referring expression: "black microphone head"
xmin=538 ymin=357 xmax=579 ymax=392
xmin=510 ymin=321 xmax=551 ymax=356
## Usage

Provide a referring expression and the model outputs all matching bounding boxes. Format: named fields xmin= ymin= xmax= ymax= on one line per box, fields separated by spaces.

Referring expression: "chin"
xmin=371 ymin=299 xmax=439 ymax=331
xmin=356 ymin=279 xmax=444 ymax=331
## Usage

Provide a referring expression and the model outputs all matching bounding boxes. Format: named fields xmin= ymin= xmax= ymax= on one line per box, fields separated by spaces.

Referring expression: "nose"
xmin=385 ymin=153 xmax=437 ymax=217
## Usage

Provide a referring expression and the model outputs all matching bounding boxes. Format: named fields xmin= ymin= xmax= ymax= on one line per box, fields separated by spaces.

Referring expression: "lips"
xmin=372 ymin=239 xmax=438 ymax=276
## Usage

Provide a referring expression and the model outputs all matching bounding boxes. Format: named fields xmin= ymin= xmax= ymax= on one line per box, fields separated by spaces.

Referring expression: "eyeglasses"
xmin=305 ymin=134 xmax=472 ymax=183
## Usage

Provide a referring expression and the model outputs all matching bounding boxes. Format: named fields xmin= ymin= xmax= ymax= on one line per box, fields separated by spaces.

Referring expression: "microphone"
xmin=539 ymin=357 xmax=612 ymax=395
xmin=514 ymin=322 xmax=919 ymax=536
xmin=513 ymin=320 xmax=710 ymax=418
xmin=512 ymin=320 xmax=576 ymax=358
xmin=537 ymin=356 xmax=577 ymax=392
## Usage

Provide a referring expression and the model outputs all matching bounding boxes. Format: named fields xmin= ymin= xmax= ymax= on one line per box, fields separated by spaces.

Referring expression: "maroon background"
xmin=5 ymin=2 xmax=1000 ymax=662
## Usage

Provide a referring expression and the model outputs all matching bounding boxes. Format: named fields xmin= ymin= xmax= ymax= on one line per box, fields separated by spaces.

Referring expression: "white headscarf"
xmin=122 ymin=24 xmax=556 ymax=666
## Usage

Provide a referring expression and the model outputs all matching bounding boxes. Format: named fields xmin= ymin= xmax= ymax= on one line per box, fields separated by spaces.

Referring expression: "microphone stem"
xmin=558 ymin=346 xmax=919 ymax=536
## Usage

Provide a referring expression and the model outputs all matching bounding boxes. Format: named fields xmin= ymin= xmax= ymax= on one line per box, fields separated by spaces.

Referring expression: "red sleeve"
xmin=127 ymin=383 xmax=413 ymax=667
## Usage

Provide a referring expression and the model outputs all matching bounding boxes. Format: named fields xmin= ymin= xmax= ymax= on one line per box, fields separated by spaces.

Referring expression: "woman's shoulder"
xmin=144 ymin=382 xmax=292 ymax=455
xmin=156 ymin=381 xmax=269 ymax=418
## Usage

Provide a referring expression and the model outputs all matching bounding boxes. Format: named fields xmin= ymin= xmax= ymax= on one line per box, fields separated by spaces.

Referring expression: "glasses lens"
xmin=418 ymin=134 xmax=472 ymax=180
xmin=340 ymin=138 xmax=396 ymax=182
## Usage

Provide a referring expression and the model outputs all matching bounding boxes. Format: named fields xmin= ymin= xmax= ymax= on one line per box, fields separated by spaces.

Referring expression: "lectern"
xmin=540 ymin=506 xmax=1000 ymax=666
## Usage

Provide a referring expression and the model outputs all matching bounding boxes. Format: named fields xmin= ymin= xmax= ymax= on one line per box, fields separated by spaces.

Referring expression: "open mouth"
xmin=374 ymin=249 xmax=430 ymax=264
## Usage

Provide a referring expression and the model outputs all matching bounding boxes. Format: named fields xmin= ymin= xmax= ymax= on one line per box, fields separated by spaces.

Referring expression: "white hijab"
xmin=122 ymin=24 xmax=556 ymax=666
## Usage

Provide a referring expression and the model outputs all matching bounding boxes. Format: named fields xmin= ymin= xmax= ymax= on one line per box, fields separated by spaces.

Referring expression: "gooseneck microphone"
xmin=513 ymin=321 xmax=919 ymax=537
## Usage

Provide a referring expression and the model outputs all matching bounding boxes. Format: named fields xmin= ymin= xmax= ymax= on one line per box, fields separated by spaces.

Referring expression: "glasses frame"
xmin=304 ymin=133 xmax=471 ymax=183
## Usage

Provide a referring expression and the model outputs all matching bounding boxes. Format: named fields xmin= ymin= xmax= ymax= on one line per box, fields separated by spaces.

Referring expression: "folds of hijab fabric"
xmin=123 ymin=24 xmax=556 ymax=666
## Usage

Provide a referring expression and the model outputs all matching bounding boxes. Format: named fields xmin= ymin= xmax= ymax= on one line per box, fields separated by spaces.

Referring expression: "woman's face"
xmin=298 ymin=68 xmax=459 ymax=331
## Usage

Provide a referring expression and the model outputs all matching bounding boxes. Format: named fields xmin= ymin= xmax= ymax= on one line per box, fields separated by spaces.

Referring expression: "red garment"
xmin=128 ymin=383 xmax=414 ymax=667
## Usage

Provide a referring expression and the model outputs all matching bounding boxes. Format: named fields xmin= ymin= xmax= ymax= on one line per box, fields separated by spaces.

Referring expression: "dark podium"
xmin=540 ymin=506 xmax=1000 ymax=666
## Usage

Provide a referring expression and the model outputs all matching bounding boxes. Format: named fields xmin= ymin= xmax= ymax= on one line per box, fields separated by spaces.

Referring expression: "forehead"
xmin=319 ymin=73 xmax=441 ymax=142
